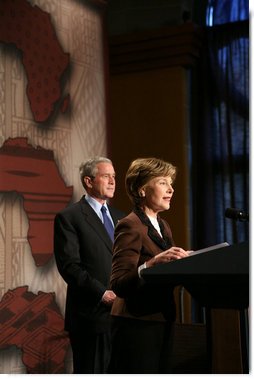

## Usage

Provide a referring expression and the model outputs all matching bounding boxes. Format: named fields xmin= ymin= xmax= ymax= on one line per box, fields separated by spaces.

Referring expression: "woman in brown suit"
xmin=109 ymin=157 xmax=190 ymax=374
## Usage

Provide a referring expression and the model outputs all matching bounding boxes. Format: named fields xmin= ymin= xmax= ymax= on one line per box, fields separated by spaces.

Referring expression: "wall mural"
xmin=0 ymin=286 xmax=69 ymax=373
xmin=0 ymin=0 xmax=70 ymax=123
xmin=0 ymin=0 xmax=107 ymax=373
xmin=0 ymin=137 xmax=73 ymax=266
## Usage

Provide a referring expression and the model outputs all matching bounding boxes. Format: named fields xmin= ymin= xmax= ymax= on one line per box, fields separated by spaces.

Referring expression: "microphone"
xmin=225 ymin=208 xmax=249 ymax=222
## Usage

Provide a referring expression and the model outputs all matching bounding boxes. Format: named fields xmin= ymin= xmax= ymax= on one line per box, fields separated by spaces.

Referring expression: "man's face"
xmin=86 ymin=162 xmax=116 ymax=202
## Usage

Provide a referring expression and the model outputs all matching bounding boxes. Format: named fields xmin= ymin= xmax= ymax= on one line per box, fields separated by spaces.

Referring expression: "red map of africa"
xmin=0 ymin=0 xmax=70 ymax=123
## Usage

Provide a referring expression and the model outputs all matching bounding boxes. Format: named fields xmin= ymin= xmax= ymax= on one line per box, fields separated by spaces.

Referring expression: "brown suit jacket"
xmin=110 ymin=211 xmax=176 ymax=322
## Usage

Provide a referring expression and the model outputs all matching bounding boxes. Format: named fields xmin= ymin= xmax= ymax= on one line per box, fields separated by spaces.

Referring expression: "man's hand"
xmin=101 ymin=290 xmax=116 ymax=306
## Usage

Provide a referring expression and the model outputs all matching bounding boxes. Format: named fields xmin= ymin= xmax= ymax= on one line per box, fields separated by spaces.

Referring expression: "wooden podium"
xmin=142 ymin=242 xmax=249 ymax=373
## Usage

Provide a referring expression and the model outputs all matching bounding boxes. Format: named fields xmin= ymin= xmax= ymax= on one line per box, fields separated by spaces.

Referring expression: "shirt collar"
xmin=85 ymin=194 xmax=108 ymax=215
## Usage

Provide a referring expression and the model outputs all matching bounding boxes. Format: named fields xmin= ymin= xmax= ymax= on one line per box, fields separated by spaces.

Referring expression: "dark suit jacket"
xmin=54 ymin=195 xmax=125 ymax=334
xmin=110 ymin=211 xmax=176 ymax=322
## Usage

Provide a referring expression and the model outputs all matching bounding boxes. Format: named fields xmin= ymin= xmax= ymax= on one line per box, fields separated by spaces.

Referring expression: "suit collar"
xmin=80 ymin=196 xmax=114 ymax=251
xmin=134 ymin=206 xmax=172 ymax=250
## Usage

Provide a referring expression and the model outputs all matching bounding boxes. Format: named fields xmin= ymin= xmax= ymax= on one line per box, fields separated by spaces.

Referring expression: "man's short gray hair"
xmin=79 ymin=156 xmax=112 ymax=188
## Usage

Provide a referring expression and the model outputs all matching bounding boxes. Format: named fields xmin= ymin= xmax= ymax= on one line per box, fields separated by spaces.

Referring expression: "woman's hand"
xmin=146 ymin=247 xmax=190 ymax=268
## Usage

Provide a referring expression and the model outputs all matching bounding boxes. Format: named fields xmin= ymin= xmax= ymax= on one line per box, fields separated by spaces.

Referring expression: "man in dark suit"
xmin=54 ymin=157 xmax=125 ymax=373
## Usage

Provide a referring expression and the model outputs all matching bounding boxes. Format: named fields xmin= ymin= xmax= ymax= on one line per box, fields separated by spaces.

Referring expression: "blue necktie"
xmin=101 ymin=205 xmax=114 ymax=242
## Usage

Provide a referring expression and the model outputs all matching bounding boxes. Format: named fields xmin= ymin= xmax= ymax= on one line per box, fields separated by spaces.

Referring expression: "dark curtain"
xmin=191 ymin=18 xmax=249 ymax=249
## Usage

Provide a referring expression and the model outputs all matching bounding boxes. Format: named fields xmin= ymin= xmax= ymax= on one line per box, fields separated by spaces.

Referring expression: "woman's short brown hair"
xmin=125 ymin=157 xmax=177 ymax=206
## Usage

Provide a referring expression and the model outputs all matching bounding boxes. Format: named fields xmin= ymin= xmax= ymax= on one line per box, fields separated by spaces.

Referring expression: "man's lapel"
xmin=80 ymin=197 xmax=113 ymax=251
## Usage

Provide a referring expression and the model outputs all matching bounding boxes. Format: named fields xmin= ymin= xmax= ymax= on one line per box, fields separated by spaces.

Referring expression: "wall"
xmin=107 ymin=0 xmax=193 ymax=35
xmin=0 ymin=0 xmax=108 ymax=373
xmin=109 ymin=66 xmax=190 ymax=246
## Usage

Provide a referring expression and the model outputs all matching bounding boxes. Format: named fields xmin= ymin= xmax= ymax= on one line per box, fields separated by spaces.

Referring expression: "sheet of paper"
xmin=189 ymin=242 xmax=229 ymax=256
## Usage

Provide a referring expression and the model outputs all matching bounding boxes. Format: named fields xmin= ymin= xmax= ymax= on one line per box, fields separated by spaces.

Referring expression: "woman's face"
xmin=142 ymin=176 xmax=174 ymax=214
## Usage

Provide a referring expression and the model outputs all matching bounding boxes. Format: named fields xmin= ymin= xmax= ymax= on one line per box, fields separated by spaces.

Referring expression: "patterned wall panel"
xmin=0 ymin=0 xmax=107 ymax=373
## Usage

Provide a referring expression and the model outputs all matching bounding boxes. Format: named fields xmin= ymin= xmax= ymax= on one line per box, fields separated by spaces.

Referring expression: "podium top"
xmin=141 ymin=242 xmax=249 ymax=308
xmin=142 ymin=241 xmax=248 ymax=284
